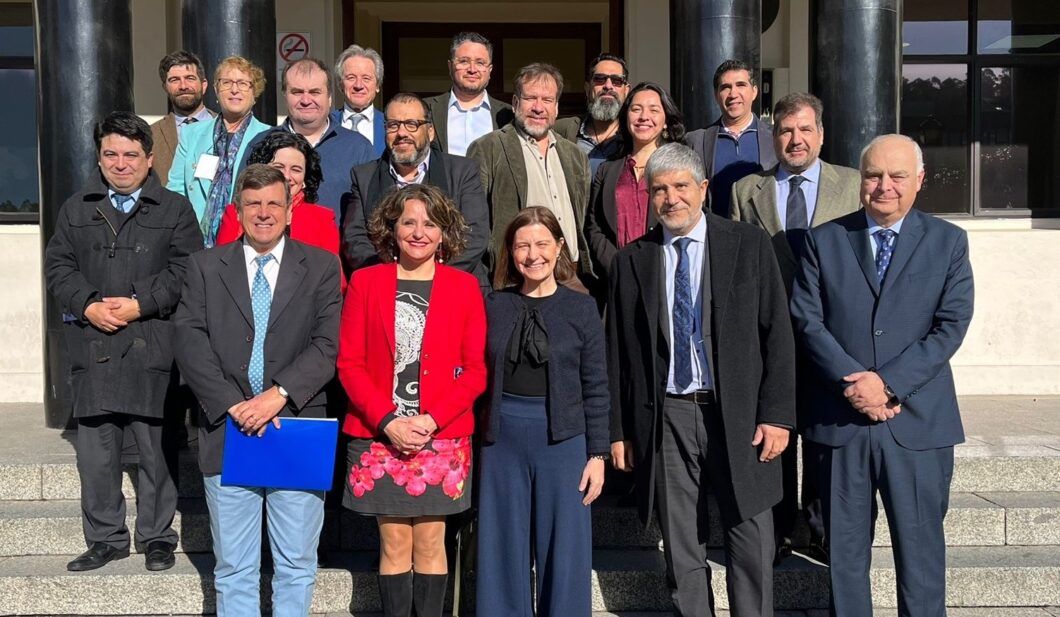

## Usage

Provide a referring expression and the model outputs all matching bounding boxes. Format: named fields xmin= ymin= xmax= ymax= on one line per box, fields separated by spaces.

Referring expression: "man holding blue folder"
xmin=174 ymin=164 xmax=342 ymax=616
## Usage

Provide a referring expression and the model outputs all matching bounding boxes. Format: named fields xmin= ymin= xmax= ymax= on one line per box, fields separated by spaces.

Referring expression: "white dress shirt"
xmin=342 ymin=105 xmax=375 ymax=145
xmin=243 ymin=236 xmax=285 ymax=299
xmin=446 ymin=90 xmax=494 ymax=157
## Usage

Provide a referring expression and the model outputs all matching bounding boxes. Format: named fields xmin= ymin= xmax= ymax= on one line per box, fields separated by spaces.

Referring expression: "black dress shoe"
xmin=145 ymin=541 xmax=176 ymax=571
xmin=805 ymin=537 xmax=830 ymax=565
xmin=773 ymin=539 xmax=793 ymax=567
xmin=67 ymin=543 xmax=129 ymax=572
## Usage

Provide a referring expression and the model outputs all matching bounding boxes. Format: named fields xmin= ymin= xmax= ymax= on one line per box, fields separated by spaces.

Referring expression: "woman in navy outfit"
xmin=476 ymin=206 xmax=611 ymax=617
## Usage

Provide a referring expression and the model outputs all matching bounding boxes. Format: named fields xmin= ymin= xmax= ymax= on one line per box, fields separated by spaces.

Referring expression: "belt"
xmin=665 ymin=390 xmax=716 ymax=405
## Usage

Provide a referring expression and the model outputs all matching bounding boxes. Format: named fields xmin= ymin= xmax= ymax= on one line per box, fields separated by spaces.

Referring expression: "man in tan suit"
xmin=149 ymin=51 xmax=215 ymax=184
xmin=730 ymin=92 xmax=860 ymax=565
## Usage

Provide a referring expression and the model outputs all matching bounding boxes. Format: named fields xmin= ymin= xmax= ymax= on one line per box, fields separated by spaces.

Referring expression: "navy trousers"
xmin=812 ymin=422 xmax=954 ymax=617
xmin=476 ymin=393 xmax=592 ymax=617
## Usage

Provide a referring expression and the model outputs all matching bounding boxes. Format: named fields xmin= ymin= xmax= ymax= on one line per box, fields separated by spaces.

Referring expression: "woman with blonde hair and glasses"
xmin=168 ymin=55 xmax=272 ymax=247
xmin=476 ymin=206 xmax=610 ymax=616
xmin=337 ymin=184 xmax=486 ymax=617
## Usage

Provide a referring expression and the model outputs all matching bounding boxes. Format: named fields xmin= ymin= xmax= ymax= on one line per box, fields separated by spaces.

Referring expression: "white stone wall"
xmin=0 ymin=227 xmax=42 ymax=403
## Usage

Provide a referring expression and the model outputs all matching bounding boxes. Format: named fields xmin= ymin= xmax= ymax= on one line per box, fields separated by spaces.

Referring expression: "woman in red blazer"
xmin=337 ymin=184 xmax=486 ymax=617
xmin=215 ymin=131 xmax=345 ymax=291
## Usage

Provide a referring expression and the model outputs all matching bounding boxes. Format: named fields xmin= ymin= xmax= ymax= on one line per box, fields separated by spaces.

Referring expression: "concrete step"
xmin=0 ymin=546 xmax=1057 ymax=614
xmin=4 ymin=491 xmax=1057 ymax=557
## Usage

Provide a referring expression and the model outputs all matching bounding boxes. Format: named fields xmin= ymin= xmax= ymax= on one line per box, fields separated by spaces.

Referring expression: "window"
xmin=0 ymin=4 xmax=37 ymax=223
xmin=902 ymin=0 xmax=1060 ymax=216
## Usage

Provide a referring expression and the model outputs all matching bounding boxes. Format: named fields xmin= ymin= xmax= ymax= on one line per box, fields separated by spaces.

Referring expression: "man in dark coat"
xmin=608 ymin=143 xmax=795 ymax=617
xmin=343 ymin=92 xmax=489 ymax=288
xmin=44 ymin=111 xmax=203 ymax=572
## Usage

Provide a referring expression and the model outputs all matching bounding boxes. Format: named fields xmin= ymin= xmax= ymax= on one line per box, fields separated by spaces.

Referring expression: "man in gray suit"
xmin=466 ymin=62 xmax=593 ymax=285
xmin=174 ymin=164 xmax=341 ymax=615
xmin=424 ymin=32 xmax=514 ymax=157
xmin=149 ymin=51 xmax=215 ymax=184
xmin=730 ymin=92 xmax=861 ymax=565
xmin=685 ymin=59 xmax=778 ymax=218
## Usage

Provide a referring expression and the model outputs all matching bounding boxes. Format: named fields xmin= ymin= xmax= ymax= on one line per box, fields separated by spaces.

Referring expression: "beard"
xmin=170 ymin=92 xmax=204 ymax=115
xmin=589 ymin=94 xmax=621 ymax=122
xmin=390 ymin=139 xmax=430 ymax=166
xmin=514 ymin=115 xmax=550 ymax=139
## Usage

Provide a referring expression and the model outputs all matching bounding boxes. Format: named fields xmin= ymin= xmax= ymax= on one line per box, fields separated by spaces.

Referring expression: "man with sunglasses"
xmin=424 ymin=32 xmax=514 ymax=157
xmin=344 ymin=93 xmax=490 ymax=289
xmin=555 ymin=53 xmax=631 ymax=176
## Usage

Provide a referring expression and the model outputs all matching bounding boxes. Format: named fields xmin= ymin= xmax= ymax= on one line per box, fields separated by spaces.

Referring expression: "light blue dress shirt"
xmin=662 ymin=214 xmax=715 ymax=393
xmin=867 ymin=211 xmax=905 ymax=254
xmin=173 ymin=107 xmax=215 ymax=138
xmin=446 ymin=90 xmax=494 ymax=157
xmin=775 ymin=159 xmax=822 ymax=229
xmin=107 ymin=187 xmax=143 ymax=212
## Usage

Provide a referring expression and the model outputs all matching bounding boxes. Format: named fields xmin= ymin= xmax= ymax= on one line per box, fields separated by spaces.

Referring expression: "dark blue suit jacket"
xmin=329 ymin=108 xmax=386 ymax=157
xmin=790 ymin=208 xmax=974 ymax=450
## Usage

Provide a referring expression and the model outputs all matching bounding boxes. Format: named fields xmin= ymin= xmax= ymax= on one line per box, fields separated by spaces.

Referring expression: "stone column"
xmin=670 ymin=0 xmax=761 ymax=131
xmin=182 ymin=0 xmax=278 ymax=124
xmin=36 ymin=0 xmax=135 ymax=428
xmin=813 ymin=0 xmax=900 ymax=168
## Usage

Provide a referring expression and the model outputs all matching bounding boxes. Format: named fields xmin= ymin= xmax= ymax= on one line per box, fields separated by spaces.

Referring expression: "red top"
xmin=615 ymin=156 xmax=649 ymax=248
xmin=216 ymin=191 xmax=346 ymax=293
xmin=337 ymin=262 xmax=487 ymax=440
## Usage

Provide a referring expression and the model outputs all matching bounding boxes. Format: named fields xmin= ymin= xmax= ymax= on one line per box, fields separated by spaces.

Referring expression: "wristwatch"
xmin=276 ymin=385 xmax=290 ymax=399
xmin=883 ymin=384 xmax=898 ymax=404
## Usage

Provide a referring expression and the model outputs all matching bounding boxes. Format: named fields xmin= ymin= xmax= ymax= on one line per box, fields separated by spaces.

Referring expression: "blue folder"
xmin=221 ymin=416 xmax=339 ymax=491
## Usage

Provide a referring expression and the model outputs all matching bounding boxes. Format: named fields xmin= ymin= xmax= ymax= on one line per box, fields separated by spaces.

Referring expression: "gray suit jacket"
xmin=466 ymin=124 xmax=594 ymax=277
xmin=730 ymin=161 xmax=862 ymax=291
xmin=150 ymin=110 xmax=217 ymax=187
xmin=173 ymin=239 xmax=342 ymax=475
xmin=424 ymin=91 xmax=514 ymax=154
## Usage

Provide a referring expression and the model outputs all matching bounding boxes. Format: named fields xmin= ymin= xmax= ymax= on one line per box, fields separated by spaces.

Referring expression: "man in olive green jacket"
xmin=466 ymin=62 xmax=593 ymax=286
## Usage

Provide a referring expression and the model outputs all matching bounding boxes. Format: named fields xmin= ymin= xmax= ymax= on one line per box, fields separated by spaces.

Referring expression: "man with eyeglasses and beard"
xmin=344 ymin=93 xmax=490 ymax=289
xmin=150 ymin=51 xmax=215 ymax=184
xmin=424 ymin=31 xmax=514 ymax=157
xmin=555 ymin=53 xmax=631 ymax=176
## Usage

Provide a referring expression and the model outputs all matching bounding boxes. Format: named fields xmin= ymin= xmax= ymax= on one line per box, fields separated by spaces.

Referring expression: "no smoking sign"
xmin=277 ymin=32 xmax=311 ymax=65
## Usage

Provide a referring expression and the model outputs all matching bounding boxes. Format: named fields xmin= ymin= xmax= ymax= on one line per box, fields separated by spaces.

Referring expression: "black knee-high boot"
xmin=378 ymin=570 xmax=414 ymax=617
xmin=412 ymin=572 xmax=447 ymax=617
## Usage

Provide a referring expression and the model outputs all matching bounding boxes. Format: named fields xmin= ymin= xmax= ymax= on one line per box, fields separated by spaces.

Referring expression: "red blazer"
xmin=216 ymin=192 xmax=345 ymax=293
xmin=338 ymin=262 xmax=487 ymax=440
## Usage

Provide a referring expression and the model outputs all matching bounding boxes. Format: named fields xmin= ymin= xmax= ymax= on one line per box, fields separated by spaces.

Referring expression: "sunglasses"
xmin=591 ymin=73 xmax=628 ymax=87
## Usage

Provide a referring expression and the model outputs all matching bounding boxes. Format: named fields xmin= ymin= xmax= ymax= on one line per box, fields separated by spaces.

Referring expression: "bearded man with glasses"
xmin=424 ymin=32 xmax=514 ymax=157
xmin=554 ymin=53 xmax=631 ymax=176
xmin=344 ymin=93 xmax=490 ymax=290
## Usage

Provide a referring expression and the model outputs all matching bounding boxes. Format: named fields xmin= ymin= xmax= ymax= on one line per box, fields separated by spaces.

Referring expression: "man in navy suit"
xmin=791 ymin=134 xmax=974 ymax=616
xmin=332 ymin=44 xmax=387 ymax=157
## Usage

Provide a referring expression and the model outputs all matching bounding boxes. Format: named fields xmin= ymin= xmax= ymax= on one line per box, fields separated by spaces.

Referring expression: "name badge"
xmin=193 ymin=154 xmax=220 ymax=180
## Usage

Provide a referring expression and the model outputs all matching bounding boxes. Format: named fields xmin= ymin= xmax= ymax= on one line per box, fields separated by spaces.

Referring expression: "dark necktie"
xmin=874 ymin=229 xmax=897 ymax=284
xmin=182 ymin=117 xmax=198 ymax=126
xmin=785 ymin=175 xmax=808 ymax=255
xmin=672 ymin=237 xmax=694 ymax=390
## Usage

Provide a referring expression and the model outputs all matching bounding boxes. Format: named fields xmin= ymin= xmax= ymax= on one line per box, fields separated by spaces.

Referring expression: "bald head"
xmin=859 ymin=134 xmax=926 ymax=227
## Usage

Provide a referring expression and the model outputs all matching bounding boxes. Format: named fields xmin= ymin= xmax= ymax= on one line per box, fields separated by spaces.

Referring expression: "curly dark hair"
xmin=617 ymin=81 xmax=685 ymax=155
xmin=367 ymin=184 xmax=468 ymax=263
xmin=246 ymin=131 xmax=323 ymax=203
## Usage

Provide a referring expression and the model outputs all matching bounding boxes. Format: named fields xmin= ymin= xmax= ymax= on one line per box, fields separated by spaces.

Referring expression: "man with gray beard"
xmin=344 ymin=92 xmax=490 ymax=288
xmin=555 ymin=53 xmax=631 ymax=176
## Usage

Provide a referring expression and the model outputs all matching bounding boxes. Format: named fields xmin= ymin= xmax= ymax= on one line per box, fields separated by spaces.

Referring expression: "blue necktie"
xmin=112 ymin=194 xmax=133 ymax=213
xmin=248 ymin=254 xmax=275 ymax=395
xmin=672 ymin=237 xmax=694 ymax=390
xmin=874 ymin=229 xmax=897 ymax=283
xmin=785 ymin=176 xmax=809 ymax=256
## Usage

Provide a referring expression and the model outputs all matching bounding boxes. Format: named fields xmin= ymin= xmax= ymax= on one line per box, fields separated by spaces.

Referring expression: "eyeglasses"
xmin=453 ymin=58 xmax=491 ymax=71
xmin=384 ymin=119 xmax=432 ymax=133
xmin=217 ymin=78 xmax=253 ymax=92
xmin=591 ymin=73 xmax=628 ymax=87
